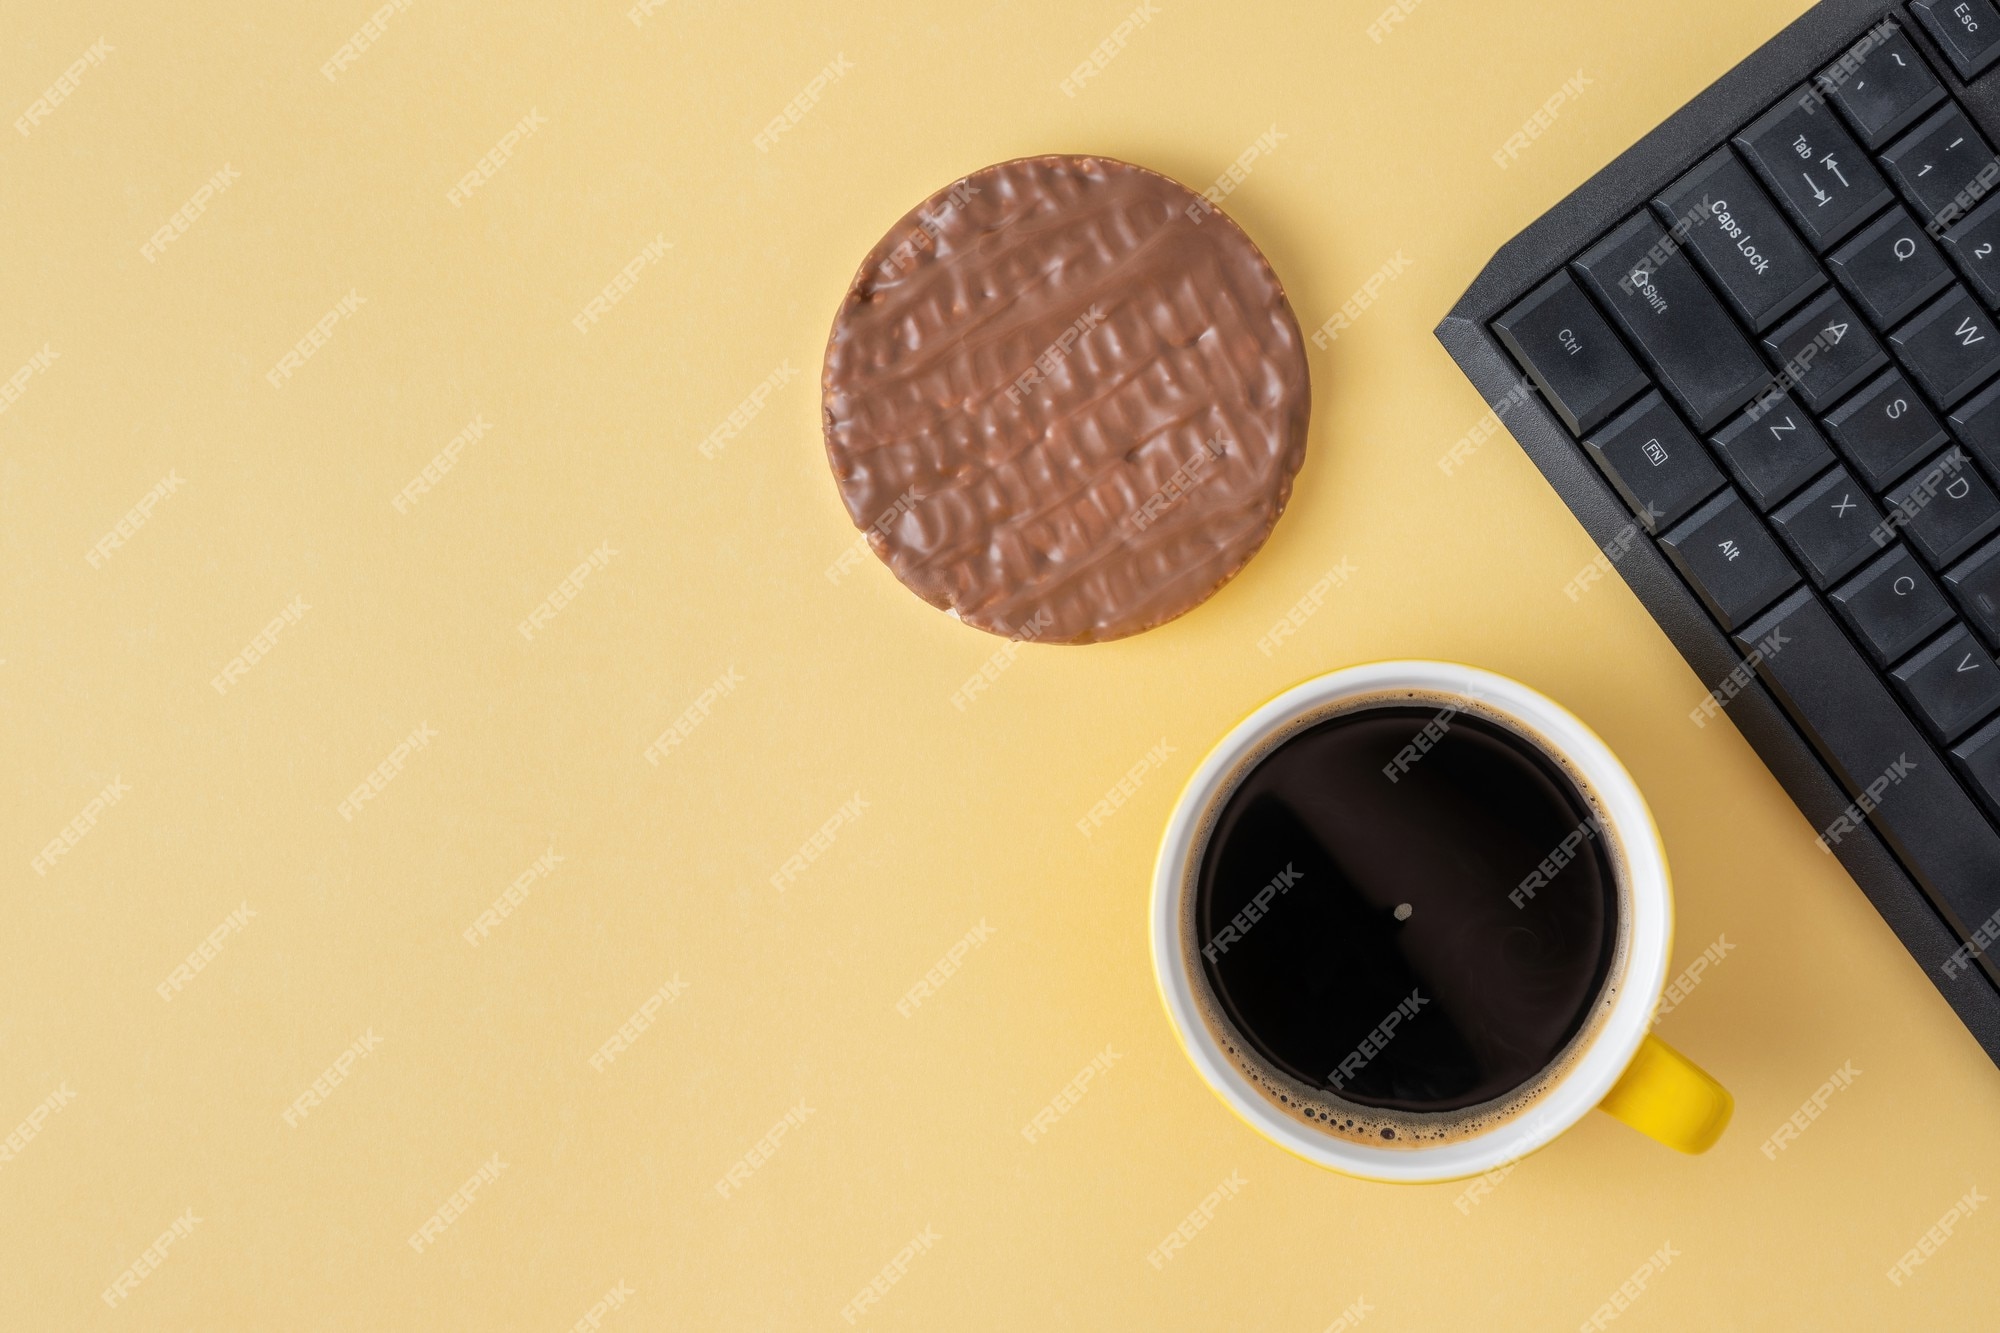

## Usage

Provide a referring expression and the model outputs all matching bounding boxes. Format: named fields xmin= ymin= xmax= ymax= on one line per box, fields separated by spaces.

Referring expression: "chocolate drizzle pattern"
xmin=821 ymin=155 xmax=1311 ymax=644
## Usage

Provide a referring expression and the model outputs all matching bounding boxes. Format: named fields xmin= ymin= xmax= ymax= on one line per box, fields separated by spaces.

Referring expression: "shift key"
xmin=1573 ymin=214 xmax=1770 ymax=431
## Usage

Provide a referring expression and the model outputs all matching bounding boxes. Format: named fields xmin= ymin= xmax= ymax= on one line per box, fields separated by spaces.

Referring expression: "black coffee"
xmin=1194 ymin=702 xmax=1618 ymax=1116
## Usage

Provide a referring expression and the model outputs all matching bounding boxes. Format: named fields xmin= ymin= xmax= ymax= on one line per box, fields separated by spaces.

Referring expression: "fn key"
xmin=1658 ymin=490 xmax=1801 ymax=630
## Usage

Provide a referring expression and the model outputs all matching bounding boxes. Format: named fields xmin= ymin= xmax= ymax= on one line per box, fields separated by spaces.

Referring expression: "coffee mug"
xmin=1149 ymin=660 xmax=1732 ymax=1183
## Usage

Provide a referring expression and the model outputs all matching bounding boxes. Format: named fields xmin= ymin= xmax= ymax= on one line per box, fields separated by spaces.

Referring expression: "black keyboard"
xmin=1439 ymin=0 xmax=2000 ymax=1066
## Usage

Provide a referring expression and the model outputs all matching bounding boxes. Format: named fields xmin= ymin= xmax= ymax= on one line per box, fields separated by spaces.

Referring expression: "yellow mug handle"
xmin=1597 ymin=1034 xmax=1733 ymax=1154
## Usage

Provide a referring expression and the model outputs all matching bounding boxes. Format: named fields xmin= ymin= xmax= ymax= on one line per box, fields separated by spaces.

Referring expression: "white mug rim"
xmin=1148 ymin=660 xmax=1672 ymax=1184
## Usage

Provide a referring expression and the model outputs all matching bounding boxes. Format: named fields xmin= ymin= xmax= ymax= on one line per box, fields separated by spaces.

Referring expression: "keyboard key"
xmin=1893 ymin=623 xmax=2000 ymax=741
xmin=1580 ymin=392 xmax=1724 ymax=532
xmin=1880 ymin=105 xmax=2000 ymax=229
xmin=1883 ymin=447 xmax=2000 ymax=566
xmin=1949 ymin=377 xmax=2000 ymax=476
xmin=1821 ymin=369 xmax=1949 ymax=488
xmin=1761 ymin=289 xmax=1887 ymax=411
xmin=1709 ymin=393 xmax=1836 ymax=509
xmin=1771 ymin=465 xmax=1890 ymax=587
xmin=1890 ymin=286 xmax=2000 ymax=406
xmin=1572 ymin=215 xmax=1769 ymax=431
xmin=1941 ymin=194 xmax=2000 ymax=308
xmin=1833 ymin=545 xmax=1956 ymax=664
xmin=1735 ymin=587 xmax=2000 ymax=972
xmin=1945 ymin=535 xmax=2000 ymax=646
xmin=1829 ymin=206 xmax=1955 ymax=328
xmin=1818 ymin=20 xmax=1946 ymax=149
xmin=1734 ymin=87 xmax=1895 ymax=250
xmin=1952 ymin=713 xmax=2000 ymax=820
xmin=1913 ymin=0 xmax=2000 ymax=80
xmin=1652 ymin=150 xmax=1822 ymax=331
xmin=1492 ymin=274 xmax=1651 ymax=435
xmin=1658 ymin=489 xmax=1800 ymax=629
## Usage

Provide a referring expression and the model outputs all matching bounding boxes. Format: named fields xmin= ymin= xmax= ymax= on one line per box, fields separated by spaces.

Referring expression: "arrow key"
xmin=1892 ymin=622 xmax=2000 ymax=742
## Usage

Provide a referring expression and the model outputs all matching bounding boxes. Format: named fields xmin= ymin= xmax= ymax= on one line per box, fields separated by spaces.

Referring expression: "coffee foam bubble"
xmin=1177 ymin=686 xmax=1634 ymax=1150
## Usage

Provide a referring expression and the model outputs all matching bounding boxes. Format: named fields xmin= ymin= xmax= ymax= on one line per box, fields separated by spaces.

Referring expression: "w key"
xmin=1891 ymin=286 xmax=2000 ymax=406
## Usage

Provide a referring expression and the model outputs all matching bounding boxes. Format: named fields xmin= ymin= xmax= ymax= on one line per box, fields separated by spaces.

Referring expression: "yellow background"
xmin=8 ymin=0 xmax=2000 ymax=1326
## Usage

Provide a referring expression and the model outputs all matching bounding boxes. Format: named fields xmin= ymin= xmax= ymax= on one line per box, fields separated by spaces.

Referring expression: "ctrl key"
xmin=1492 ymin=273 xmax=1650 ymax=435
xmin=1658 ymin=490 xmax=1800 ymax=630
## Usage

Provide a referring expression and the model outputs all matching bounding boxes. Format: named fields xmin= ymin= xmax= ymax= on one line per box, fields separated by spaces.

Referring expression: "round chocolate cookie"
xmin=821 ymin=154 xmax=1311 ymax=645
